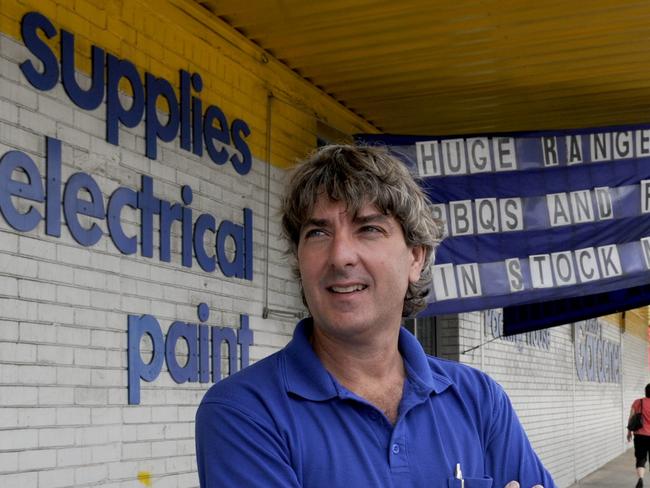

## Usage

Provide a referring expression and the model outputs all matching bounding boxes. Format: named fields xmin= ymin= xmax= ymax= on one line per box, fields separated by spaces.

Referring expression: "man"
xmin=196 ymin=145 xmax=555 ymax=487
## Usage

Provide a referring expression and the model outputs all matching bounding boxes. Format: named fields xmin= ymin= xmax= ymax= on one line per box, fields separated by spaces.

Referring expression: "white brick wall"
xmin=0 ymin=31 xmax=301 ymax=487
xmin=452 ymin=311 xmax=647 ymax=487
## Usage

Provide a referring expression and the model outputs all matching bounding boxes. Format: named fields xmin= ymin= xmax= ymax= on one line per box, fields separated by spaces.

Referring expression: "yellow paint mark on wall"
xmin=137 ymin=471 xmax=153 ymax=486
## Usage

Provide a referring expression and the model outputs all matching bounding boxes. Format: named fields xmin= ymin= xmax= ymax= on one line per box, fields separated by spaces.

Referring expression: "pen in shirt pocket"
xmin=455 ymin=463 xmax=464 ymax=488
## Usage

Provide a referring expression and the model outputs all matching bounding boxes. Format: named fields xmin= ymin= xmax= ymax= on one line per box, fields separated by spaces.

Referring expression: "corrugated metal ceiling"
xmin=195 ymin=0 xmax=650 ymax=136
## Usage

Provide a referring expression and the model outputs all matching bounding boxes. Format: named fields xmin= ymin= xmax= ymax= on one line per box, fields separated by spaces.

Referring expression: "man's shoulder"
xmin=425 ymin=354 xmax=503 ymax=399
xmin=200 ymin=348 xmax=286 ymax=407
xmin=422 ymin=356 xmax=515 ymax=436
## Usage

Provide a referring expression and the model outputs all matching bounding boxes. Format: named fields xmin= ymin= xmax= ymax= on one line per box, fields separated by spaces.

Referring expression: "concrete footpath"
xmin=567 ymin=448 xmax=639 ymax=487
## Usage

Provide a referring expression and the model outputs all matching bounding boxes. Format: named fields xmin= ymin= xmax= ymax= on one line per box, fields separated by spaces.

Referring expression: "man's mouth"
xmin=328 ymin=284 xmax=368 ymax=294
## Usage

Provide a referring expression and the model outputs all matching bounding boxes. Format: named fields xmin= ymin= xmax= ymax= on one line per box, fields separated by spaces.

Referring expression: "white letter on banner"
xmin=494 ymin=138 xmax=516 ymax=171
xmin=456 ymin=263 xmax=482 ymax=297
xmin=416 ymin=141 xmax=442 ymax=176
xmin=542 ymin=137 xmax=559 ymax=166
xmin=641 ymin=237 xmax=650 ymax=269
xmin=566 ymin=135 xmax=583 ymax=165
xmin=450 ymin=200 xmax=473 ymax=236
xmin=468 ymin=138 xmax=491 ymax=173
xmin=590 ymin=133 xmax=611 ymax=162
xmin=595 ymin=187 xmax=613 ymax=220
xmin=499 ymin=198 xmax=523 ymax=231
xmin=475 ymin=198 xmax=499 ymax=234
xmin=613 ymin=131 xmax=633 ymax=159
xmin=441 ymin=139 xmax=467 ymax=175
xmin=552 ymin=251 xmax=577 ymax=286
xmin=636 ymin=130 xmax=650 ymax=157
xmin=547 ymin=193 xmax=572 ymax=226
xmin=430 ymin=203 xmax=447 ymax=232
xmin=505 ymin=258 xmax=524 ymax=292
xmin=432 ymin=263 xmax=458 ymax=300
xmin=575 ymin=247 xmax=600 ymax=282
xmin=597 ymin=245 xmax=622 ymax=278
xmin=641 ymin=180 xmax=650 ymax=214
xmin=530 ymin=254 xmax=554 ymax=288
xmin=569 ymin=190 xmax=594 ymax=223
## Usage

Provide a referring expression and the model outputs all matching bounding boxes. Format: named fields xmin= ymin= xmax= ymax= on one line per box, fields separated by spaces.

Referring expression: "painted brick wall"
xmin=453 ymin=311 xmax=648 ymax=488
xmin=0 ymin=31 xmax=284 ymax=487
xmin=0 ymin=1 xmax=375 ymax=487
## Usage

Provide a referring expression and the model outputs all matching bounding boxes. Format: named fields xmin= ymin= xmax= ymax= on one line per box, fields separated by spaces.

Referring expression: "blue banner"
xmin=357 ymin=124 xmax=650 ymax=317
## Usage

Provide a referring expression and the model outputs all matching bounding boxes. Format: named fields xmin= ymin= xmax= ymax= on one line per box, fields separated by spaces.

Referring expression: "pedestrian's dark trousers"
xmin=634 ymin=434 xmax=650 ymax=468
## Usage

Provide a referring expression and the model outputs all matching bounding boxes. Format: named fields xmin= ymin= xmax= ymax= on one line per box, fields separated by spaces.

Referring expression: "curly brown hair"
xmin=281 ymin=144 xmax=444 ymax=317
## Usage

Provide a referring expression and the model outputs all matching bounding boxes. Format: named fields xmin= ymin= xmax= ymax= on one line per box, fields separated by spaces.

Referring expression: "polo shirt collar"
xmin=283 ymin=318 xmax=339 ymax=401
xmin=283 ymin=318 xmax=452 ymax=401
xmin=398 ymin=325 xmax=452 ymax=396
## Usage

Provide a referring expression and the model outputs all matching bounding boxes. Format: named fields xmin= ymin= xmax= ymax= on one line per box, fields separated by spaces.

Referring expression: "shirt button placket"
xmin=389 ymin=424 xmax=408 ymax=471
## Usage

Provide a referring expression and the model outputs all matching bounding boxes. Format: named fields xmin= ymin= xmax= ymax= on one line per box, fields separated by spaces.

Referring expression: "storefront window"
xmin=403 ymin=316 xmax=437 ymax=356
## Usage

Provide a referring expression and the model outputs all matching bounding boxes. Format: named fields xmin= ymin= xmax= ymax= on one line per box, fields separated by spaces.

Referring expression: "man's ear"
xmin=408 ymin=245 xmax=426 ymax=283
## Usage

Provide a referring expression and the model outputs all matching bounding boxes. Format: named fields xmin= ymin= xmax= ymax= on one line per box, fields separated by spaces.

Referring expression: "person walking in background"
xmin=628 ymin=384 xmax=650 ymax=488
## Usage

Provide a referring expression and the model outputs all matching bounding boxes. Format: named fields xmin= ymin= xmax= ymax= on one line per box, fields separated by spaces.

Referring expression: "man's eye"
xmin=360 ymin=225 xmax=383 ymax=234
xmin=304 ymin=229 xmax=325 ymax=238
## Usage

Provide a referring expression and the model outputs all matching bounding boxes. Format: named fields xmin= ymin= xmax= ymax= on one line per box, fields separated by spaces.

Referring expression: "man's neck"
xmin=311 ymin=323 xmax=406 ymax=423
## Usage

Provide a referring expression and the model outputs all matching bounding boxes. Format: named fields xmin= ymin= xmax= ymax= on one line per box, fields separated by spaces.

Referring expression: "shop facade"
xmin=0 ymin=1 xmax=647 ymax=487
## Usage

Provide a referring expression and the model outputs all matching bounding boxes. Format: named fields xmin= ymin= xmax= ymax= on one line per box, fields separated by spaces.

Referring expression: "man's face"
xmin=297 ymin=195 xmax=425 ymax=340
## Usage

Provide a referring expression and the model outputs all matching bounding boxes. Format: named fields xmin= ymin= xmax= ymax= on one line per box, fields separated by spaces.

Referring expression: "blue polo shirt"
xmin=196 ymin=319 xmax=556 ymax=488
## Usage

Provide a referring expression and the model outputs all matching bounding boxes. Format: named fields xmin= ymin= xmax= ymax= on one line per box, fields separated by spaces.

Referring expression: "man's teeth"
xmin=330 ymin=285 xmax=366 ymax=293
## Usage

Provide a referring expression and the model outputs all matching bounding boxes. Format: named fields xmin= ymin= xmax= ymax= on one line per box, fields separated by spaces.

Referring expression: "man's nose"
xmin=327 ymin=231 xmax=358 ymax=268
